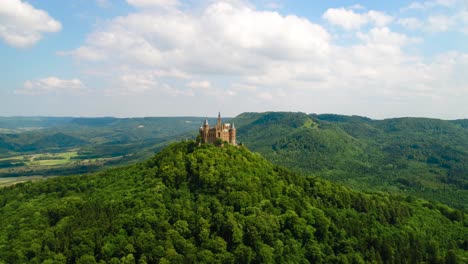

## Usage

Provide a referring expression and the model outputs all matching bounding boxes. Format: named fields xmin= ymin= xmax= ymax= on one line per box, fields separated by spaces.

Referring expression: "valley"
xmin=0 ymin=116 xmax=221 ymax=177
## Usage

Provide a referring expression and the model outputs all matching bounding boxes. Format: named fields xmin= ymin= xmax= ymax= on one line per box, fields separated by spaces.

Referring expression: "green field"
xmin=0 ymin=150 xmax=126 ymax=179
xmin=0 ymin=151 xmax=78 ymax=166
xmin=0 ymin=176 xmax=54 ymax=187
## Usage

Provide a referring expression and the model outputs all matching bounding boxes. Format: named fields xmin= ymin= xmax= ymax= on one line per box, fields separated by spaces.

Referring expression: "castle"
xmin=199 ymin=113 xmax=236 ymax=145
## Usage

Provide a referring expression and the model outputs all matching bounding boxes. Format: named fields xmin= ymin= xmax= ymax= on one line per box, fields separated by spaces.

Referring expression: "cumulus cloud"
xmin=66 ymin=0 xmax=468 ymax=118
xmin=71 ymin=0 xmax=331 ymax=87
xmin=77 ymin=1 xmax=330 ymax=63
xmin=17 ymin=77 xmax=85 ymax=95
xmin=0 ymin=0 xmax=61 ymax=48
xmin=322 ymin=8 xmax=393 ymax=30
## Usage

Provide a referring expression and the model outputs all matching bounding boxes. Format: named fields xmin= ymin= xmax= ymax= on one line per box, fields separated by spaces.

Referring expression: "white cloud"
xmin=72 ymin=1 xmax=331 ymax=87
xmin=367 ymin=11 xmax=394 ymax=27
xmin=322 ymin=8 xmax=368 ymax=30
xmin=403 ymin=0 xmax=461 ymax=10
xmin=357 ymin=27 xmax=412 ymax=46
xmin=187 ymin=81 xmax=211 ymax=89
xmin=0 ymin=0 xmax=61 ymax=48
xmin=126 ymin=0 xmax=179 ymax=8
xmin=349 ymin=4 xmax=365 ymax=10
xmin=427 ymin=15 xmax=455 ymax=32
xmin=322 ymin=8 xmax=393 ymax=30
xmin=398 ymin=17 xmax=424 ymax=29
xmin=104 ymin=71 xmax=194 ymax=96
xmin=66 ymin=0 xmax=468 ymax=118
xmin=118 ymin=73 xmax=156 ymax=93
xmin=400 ymin=0 xmax=468 ymax=35
xmin=17 ymin=77 xmax=85 ymax=95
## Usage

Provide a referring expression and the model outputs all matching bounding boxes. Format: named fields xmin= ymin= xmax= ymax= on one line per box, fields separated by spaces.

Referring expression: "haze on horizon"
xmin=1 ymin=0 xmax=467 ymax=119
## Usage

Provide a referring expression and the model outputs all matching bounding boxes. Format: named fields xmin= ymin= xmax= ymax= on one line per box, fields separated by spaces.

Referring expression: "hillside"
xmin=233 ymin=112 xmax=468 ymax=209
xmin=0 ymin=117 xmax=220 ymax=177
xmin=0 ymin=141 xmax=466 ymax=263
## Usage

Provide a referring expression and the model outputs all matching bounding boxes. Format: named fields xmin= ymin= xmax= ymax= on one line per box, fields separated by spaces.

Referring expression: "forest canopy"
xmin=0 ymin=141 xmax=466 ymax=263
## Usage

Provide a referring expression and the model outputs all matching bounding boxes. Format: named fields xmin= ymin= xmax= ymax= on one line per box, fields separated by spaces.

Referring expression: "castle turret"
xmin=229 ymin=122 xmax=236 ymax=145
xmin=216 ymin=112 xmax=222 ymax=130
xmin=201 ymin=119 xmax=210 ymax=143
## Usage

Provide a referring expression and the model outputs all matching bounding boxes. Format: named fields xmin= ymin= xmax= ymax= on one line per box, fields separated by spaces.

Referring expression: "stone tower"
xmin=229 ymin=123 xmax=236 ymax=145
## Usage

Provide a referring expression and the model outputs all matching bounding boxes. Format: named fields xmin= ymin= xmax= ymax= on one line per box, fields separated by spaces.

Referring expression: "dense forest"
xmin=233 ymin=112 xmax=468 ymax=209
xmin=0 ymin=141 xmax=466 ymax=263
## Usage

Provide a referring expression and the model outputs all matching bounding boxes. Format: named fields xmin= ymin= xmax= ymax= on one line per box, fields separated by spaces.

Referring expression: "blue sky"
xmin=1 ymin=0 xmax=467 ymax=118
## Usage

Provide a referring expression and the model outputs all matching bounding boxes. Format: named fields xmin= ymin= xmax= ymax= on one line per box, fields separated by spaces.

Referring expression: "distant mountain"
xmin=29 ymin=133 xmax=87 ymax=150
xmin=0 ymin=116 xmax=219 ymax=155
xmin=0 ymin=117 xmax=74 ymax=129
xmin=0 ymin=117 xmax=220 ymax=176
xmin=0 ymin=141 xmax=466 ymax=263
xmin=233 ymin=112 xmax=468 ymax=209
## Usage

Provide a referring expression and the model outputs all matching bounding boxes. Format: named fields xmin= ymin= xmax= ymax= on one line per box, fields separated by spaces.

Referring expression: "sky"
xmin=0 ymin=0 xmax=467 ymax=119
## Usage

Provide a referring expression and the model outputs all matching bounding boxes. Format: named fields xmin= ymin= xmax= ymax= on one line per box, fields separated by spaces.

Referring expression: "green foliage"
xmin=0 ymin=141 xmax=466 ymax=263
xmin=233 ymin=112 xmax=468 ymax=209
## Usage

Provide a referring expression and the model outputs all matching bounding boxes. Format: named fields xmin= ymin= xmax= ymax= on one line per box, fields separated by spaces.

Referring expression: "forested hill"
xmin=233 ymin=112 xmax=468 ymax=209
xmin=0 ymin=141 xmax=467 ymax=263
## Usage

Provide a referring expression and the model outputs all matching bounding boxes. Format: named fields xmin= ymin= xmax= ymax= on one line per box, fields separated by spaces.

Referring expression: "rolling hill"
xmin=233 ymin=112 xmax=468 ymax=209
xmin=0 ymin=141 xmax=466 ymax=263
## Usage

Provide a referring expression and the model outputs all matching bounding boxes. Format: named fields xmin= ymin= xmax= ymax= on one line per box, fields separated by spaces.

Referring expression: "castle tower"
xmin=229 ymin=122 xmax=236 ymax=145
xmin=216 ymin=112 xmax=222 ymax=130
xmin=201 ymin=119 xmax=210 ymax=143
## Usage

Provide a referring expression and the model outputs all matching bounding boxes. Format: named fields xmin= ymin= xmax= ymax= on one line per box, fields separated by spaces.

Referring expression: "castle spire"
xmin=232 ymin=122 xmax=236 ymax=130
xmin=217 ymin=112 xmax=222 ymax=129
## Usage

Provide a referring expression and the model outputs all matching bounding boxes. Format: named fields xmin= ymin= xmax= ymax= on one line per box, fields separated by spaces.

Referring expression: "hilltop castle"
xmin=199 ymin=113 xmax=236 ymax=145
